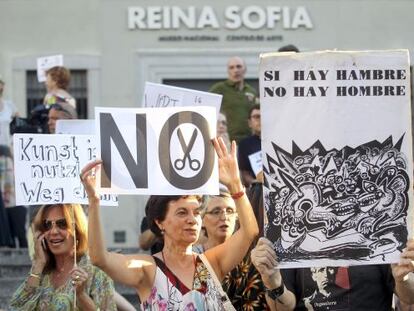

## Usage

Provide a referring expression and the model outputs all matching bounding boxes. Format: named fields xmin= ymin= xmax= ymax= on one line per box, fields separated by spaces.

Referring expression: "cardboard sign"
xmin=248 ymin=150 xmax=262 ymax=177
xmin=36 ymin=55 xmax=64 ymax=82
xmin=260 ymin=50 xmax=413 ymax=268
xmin=56 ymin=119 xmax=96 ymax=135
xmin=143 ymin=82 xmax=222 ymax=116
xmin=14 ymin=134 xmax=118 ymax=206
xmin=54 ymin=119 xmax=118 ymax=206
xmin=96 ymin=106 xmax=218 ymax=195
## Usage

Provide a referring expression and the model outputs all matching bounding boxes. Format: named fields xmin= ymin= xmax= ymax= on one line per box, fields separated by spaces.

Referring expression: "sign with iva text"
xmin=260 ymin=50 xmax=413 ymax=268
xmin=96 ymin=106 xmax=218 ymax=195
xmin=143 ymin=82 xmax=222 ymax=116
xmin=14 ymin=134 xmax=118 ymax=206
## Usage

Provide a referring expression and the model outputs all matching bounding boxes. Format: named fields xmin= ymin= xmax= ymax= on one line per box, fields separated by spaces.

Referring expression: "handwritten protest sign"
xmin=55 ymin=119 xmax=118 ymax=206
xmin=260 ymin=50 xmax=413 ymax=268
xmin=248 ymin=151 xmax=262 ymax=177
xmin=95 ymin=106 xmax=218 ymax=195
xmin=14 ymin=134 xmax=118 ymax=206
xmin=36 ymin=55 xmax=63 ymax=82
xmin=143 ymin=82 xmax=222 ymax=116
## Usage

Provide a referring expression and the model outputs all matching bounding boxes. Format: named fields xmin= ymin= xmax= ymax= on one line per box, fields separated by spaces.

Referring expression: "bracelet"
xmin=231 ymin=188 xmax=245 ymax=200
xmin=29 ymin=272 xmax=41 ymax=279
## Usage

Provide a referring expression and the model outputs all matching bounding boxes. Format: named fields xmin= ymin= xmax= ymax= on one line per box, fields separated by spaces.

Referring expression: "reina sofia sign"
xmin=128 ymin=6 xmax=313 ymax=30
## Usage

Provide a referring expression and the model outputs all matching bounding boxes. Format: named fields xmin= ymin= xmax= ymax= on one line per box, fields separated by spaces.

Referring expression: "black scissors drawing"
xmin=174 ymin=128 xmax=201 ymax=171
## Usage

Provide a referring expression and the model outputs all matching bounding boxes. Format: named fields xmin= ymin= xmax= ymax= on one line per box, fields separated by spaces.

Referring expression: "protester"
xmin=217 ymin=112 xmax=231 ymax=151
xmin=9 ymin=203 xmax=117 ymax=310
xmin=194 ymin=190 xmax=269 ymax=310
xmin=47 ymin=102 xmax=78 ymax=134
xmin=251 ymin=237 xmax=414 ymax=311
xmin=138 ymin=199 xmax=163 ymax=254
xmin=278 ymin=44 xmax=300 ymax=53
xmin=80 ymin=137 xmax=259 ymax=310
xmin=237 ymin=104 xmax=261 ymax=188
xmin=210 ymin=57 xmax=258 ymax=143
xmin=43 ymin=66 xmax=76 ymax=108
xmin=0 ymin=145 xmax=27 ymax=248
xmin=0 ymin=79 xmax=26 ymax=248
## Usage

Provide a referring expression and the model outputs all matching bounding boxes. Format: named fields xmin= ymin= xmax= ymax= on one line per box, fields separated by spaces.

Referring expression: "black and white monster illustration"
xmin=264 ymin=135 xmax=409 ymax=263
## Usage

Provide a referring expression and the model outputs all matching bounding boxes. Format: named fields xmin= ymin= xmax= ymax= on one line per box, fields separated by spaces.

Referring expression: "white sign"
xmin=55 ymin=119 xmax=118 ymax=206
xmin=56 ymin=119 xmax=96 ymax=135
xmin=128 ymin=6 xmax=313 ymax=30
xmin=36 ymin=55 xmax=64 ymax=82
xmin=248 ymin=150 xmax=262 ymax=177
xmin=260 ymin=50 xmax=413 ymax=268
xmin=143 ymin=82 xmax=222 ymax=116
xmin=96 ymin=106 xmax=218 ymax=195
xmin=13 ymin=134 xmax=118 ymax=206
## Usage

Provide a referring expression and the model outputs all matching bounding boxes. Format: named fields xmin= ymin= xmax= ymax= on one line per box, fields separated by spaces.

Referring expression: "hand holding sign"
xmin=80 ymin=159 xmax=102 ymax=203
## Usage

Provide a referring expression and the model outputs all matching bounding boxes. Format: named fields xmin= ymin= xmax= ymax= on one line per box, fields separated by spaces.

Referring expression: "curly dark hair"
xmin=145 ymin=195 xmax=202 ymax=237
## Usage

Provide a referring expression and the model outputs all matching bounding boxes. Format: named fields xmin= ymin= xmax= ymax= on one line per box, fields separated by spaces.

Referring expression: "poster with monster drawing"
xmin=260 ymin=50 xmax=413 ymax=268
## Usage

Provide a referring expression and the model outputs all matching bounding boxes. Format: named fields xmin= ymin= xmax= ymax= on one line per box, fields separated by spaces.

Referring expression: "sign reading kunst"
xmin=127 ymin=6 xmax=313 ymax=30
xmin=260 ymin=50 xmax=413 ymax=268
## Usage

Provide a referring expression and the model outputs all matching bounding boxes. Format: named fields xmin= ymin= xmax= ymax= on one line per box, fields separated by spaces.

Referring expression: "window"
xmin=26 ymin=70 xmax=88 ymax=118
xmin=114 ymin=230 xmax=126 ymax=243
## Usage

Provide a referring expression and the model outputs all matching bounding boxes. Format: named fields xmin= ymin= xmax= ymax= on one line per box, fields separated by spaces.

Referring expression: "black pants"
xmin=6 ymin=206 xmax=28 ymax=248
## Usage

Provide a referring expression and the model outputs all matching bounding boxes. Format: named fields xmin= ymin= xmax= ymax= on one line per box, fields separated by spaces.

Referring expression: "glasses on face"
xmin=205 ymin=207 xmax=236 ymax=218
xmin=43 ymin=218 xmax=68 ymax=231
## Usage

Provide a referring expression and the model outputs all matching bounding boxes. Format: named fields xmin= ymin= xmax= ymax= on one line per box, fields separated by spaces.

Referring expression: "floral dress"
xmin=141 ymin=255 xmax=226 ymax=310
xmin=9 ymin=255 xmax=117 ymax=311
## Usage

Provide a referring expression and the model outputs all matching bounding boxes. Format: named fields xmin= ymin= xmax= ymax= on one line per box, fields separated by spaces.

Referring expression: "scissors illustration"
xmin=174 ymin=128 xmax=201 ymax=171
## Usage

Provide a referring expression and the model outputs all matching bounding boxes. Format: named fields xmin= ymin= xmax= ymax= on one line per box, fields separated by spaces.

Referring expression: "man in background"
xmin=238 ymin=104 xmax=261 ymax=188
xmin=210 ymin=56 xmax=258 ymax=143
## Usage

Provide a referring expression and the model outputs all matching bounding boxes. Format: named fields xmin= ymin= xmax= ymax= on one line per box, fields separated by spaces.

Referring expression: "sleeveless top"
xmin=141 ymin=255 xmax=226 ymax=311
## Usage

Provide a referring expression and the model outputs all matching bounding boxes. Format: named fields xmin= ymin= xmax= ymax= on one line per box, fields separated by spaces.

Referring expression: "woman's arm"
xmin=204 ymin=138 xmax=259 ymax=279
xmin=81 ymin=160 xmax=152 ymax=289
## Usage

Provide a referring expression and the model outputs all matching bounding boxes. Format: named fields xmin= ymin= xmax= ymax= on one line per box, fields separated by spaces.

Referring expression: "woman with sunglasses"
xmin=10 ymin=204 xmax=117 ymax=311
xmin=80 ymin=137 xmax=259 ymax=310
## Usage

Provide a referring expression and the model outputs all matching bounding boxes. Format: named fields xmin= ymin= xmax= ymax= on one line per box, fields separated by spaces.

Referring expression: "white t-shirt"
xmin=0 ymin=99 xmax=17 ymax=146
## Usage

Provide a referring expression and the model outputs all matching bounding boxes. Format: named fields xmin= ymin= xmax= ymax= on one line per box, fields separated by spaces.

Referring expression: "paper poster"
xmin=143 ymin=82 xmax=222 ymax=116
xmin=56 ymin=119 xmax=95 ymax=135
xmin=260 ymin=50 xmax=413 ymax=268
xmin=36 ymin=55 xmax=64 ymax=82
xmin=95 ymin=106 xmax=218 ymax=195
xmin=54 ymin=119 xmax=118 ymax=206
xmin=248 ymin=150 xmax=262 ymax=177
xmin=14 ymin=134 xmax=118 ymax=206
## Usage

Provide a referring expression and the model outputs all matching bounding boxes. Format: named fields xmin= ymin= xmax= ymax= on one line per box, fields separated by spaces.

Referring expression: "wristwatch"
xmin=266 ymin=280 xmax=285 ymax=300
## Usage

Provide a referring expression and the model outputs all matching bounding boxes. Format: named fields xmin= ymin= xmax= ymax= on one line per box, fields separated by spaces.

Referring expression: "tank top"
xmin=141 ymin=255 xmax=226 ymax=310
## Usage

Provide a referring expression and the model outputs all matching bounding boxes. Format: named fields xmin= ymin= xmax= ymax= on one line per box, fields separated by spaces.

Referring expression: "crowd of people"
xmin=0 ymin=44 xmax=414 ymax=310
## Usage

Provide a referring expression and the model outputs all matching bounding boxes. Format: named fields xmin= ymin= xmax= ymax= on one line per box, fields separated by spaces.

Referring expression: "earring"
xmin=160 ymin=228 xmax=165 ymax=235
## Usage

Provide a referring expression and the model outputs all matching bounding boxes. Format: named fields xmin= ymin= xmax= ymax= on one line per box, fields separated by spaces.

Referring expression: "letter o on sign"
xmin=159 ymin=111 xmax=214 ymax=189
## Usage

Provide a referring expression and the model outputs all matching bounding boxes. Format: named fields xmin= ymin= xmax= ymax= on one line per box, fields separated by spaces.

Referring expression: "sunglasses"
xmin=43 ymin=218 xmax=68 ymax=231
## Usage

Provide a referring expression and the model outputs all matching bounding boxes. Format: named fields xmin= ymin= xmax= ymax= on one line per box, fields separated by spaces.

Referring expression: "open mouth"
xmin=358 ymin=192 xmax=383 ymax=212
xmin=327 ymin=202 xmax=357 ymax=216
xmin=48 ymin=238 xmax=65 ymax=247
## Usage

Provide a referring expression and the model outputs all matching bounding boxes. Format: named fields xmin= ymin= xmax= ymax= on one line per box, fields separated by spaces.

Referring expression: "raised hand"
xmin=80 ymin=159 xmax=102 ymax=202
xmin=212 ymin=137 xmax=242 ymax=191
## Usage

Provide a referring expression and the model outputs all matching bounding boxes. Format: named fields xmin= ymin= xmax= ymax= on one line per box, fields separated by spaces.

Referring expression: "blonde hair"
xmin=33 ymin=204 xmax=88 ymax=272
